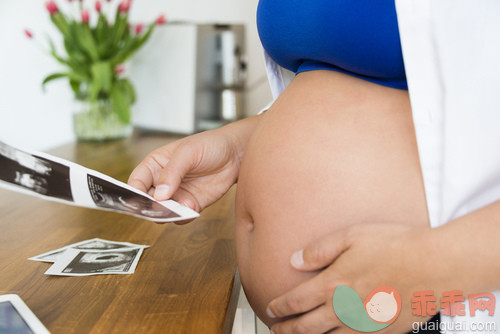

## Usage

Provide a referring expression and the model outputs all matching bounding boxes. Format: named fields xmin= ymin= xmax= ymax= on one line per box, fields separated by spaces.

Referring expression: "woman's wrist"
xmin=220 ymin=114 xmax=263 ymax=163
xmin=425 ymin=200 xmax=500 ymax=295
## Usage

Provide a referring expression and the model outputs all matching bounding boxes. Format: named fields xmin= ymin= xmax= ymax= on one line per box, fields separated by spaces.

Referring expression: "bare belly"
xmin=235 ymin=70 xmax=429 ymax=325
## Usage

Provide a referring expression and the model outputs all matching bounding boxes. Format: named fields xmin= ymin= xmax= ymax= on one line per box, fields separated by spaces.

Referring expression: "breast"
xmin=257 ymin=0 xmax=406 ymax=87
xmin=235 ymin=70 xmax=429 ymax=325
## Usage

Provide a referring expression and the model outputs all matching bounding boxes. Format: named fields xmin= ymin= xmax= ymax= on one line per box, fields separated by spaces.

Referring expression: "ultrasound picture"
xmin=87 ymin=174 xmax=179 ymax=219
xmin=0 ymin=142 xmax=73 ymax=201
xmin=62 ymin=249 xmax=140 ymax=274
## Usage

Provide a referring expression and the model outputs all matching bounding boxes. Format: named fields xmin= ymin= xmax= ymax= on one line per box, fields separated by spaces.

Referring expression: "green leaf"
xmin=89 ymin=61 xmax=112 ymax=100
xmin=42 ymin=73 xmax=69 ymax=87
xmin=50 ymin=12 xmax=70 ymax=38
xmin=67 ymin=49 xmax=88 ymax=67
xmin=112 ymin=13 xmax=129 ymax=46
xmin=117 ymin=78 xmax=136 ymax=104
xmin=110 ymin=84 xmax=131 ymax=124
xmin=47 ymin=39 xmax=69 ymax=66
xmin=113 ymin=23 xmax=156 ymax=64
xmin=95 ymin=13 xmax=108 ymax=45
xmin=111 ymin=38 xmax=136 ymax=64
xmin=67 ymin=25 xmax=89 ymax=62
xmin=71 ymin=22 xmax=99 ymax=61
xmin=42 ymin=71 xmax=87 ymax=89
xmin=69 ymin=79 xmax=81 ymax=95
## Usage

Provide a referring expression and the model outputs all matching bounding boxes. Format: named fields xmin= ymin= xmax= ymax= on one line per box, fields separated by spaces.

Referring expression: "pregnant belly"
xmin=235 ymin=70 xmax=429 ymax=325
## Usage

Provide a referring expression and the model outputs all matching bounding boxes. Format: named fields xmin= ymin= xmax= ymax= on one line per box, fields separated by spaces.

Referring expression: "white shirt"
xmin=262 ymin=0 xmax=500 ymax=332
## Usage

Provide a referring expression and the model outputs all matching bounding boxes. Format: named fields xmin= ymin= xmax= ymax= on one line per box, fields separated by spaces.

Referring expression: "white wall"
xmin=0 ymin=0 xmax=271 ymax=151
xmin=0 ymin=1 xmax=74 ymax=151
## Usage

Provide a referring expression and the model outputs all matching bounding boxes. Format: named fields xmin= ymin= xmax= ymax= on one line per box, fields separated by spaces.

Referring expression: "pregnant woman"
xmin=235 ymin=1 xmax=431 ymax=330
xmin=129 ymin=1 xmax=500 ymax=333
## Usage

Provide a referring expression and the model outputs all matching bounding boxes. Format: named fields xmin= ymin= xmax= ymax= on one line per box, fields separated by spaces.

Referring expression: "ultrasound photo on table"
xmin=0 ymin=141 xmax=73 ymax=201
xmin=29 ymin=238 xmax=149 ymax=263
xmin=72 ymin=238 xmax=148 ymax=250
xmin=45 ymin=248 xmax=144 ymax=276
xmin=87 ymin=174 xmax=180 ymax=219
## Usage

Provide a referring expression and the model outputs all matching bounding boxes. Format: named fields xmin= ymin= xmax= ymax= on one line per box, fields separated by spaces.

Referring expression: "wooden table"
xmin=0 ymin=133 xmax=240 ymax=334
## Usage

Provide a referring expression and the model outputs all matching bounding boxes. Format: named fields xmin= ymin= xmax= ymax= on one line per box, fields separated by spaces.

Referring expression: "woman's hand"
xmin=128 ymin=115 xmax=261 ymax=222
xmin=265 ymin=223 xmax=441 ymax=334
xmin=265 ymin=200 xmax=500 ymax=333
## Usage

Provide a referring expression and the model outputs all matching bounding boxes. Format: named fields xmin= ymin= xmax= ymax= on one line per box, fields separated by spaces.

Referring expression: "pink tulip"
xmin=118 ymin=0 xmax=131 ymax=13
xmin=155 ymin=14 xmax=167 ymax=25
xmin=24 ymin=29 xmax=33 ymax=39
xmin=95 ymin=1 xmax=101 ymax=13
xmin=134 ymin=23 xmax=144 ymax=35
xmin=115 ymin=65 xmax=125 ymax=74
xmin=81 ymin=8 xmax=90 ymax=23
xmin=45 ymin=1 xmax=59 ymax=15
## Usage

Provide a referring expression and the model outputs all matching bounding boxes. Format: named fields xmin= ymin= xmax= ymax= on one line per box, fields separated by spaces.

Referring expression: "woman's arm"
xmin=265 ymin=200 xmax=500 ymax=333
xmin=128 ymin=114 xmax=262 ymax=217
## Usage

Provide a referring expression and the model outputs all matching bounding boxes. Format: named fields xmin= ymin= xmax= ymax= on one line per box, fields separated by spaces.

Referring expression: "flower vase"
xmin=73 ymin=97 xmax=132 ymax=142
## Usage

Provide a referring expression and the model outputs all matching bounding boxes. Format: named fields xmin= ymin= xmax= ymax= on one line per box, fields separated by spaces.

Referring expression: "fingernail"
xmin=266 ymin=307 xmax=276 ymax=319
xmin=154 ymin=184 xmax=170 ymax=200
xmin=290 ymin=249 xmax=304 ymax=268
xmin=180 ymin=199 xmax=195 ymax=210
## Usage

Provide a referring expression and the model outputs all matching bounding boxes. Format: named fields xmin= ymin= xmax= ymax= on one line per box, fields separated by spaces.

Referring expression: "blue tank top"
xmin=257 ymin=0 xmax=407 ymax=90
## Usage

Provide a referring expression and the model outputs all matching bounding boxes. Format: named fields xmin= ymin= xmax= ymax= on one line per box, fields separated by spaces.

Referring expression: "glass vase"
xmin=73 ymin=97 xmax=132 ymax=141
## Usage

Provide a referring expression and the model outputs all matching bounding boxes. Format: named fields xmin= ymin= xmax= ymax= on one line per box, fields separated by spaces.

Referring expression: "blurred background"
xmin=0 ymin=0 xmax=272 ymax=150
xmin=0 ymin=2 xmax=271 ymax=332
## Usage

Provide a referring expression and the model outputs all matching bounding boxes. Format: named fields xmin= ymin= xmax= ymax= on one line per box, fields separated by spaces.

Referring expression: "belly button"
xmin=246 ymin=217 xmax=255 ymax=232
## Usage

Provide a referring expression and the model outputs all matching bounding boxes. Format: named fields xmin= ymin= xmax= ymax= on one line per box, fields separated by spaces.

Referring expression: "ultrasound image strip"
xmin=0 ymin=140 xmax=199 ymax=222
xmin=28 ymin=238 xmax=150 ymax=263
xmin=87 ymin=174 xmax=180 ymax=219
xmin=45 ymin=248 xmax=145 ymax=276
xmin=0 ymin=143 xmax=73 ymax=201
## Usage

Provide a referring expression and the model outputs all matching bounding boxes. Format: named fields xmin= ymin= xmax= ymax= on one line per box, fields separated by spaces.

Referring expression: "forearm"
xmin=219 ymin=113 xmax=263 ymax=163
xmin=427 ymin=200 xmax=500 ymax=294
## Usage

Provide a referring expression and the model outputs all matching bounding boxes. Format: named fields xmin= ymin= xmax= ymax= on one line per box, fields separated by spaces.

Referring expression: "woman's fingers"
xmin=128 ymin=154 xmax=164 ymax=194
xmin=291 ymin=227 xmax=352 ymax=271
xmin=128 ymin=141 xmax=199 ymax=203
xmin=270 ymin=303 xmax=339 ymax=334
xmin=128 ymin=128 xmax=242 ymax=216
xmin=153 ymin=144 xmax=200 ymax=201
xmin=169 ymin=186 xmax=202 ymax=213
xmin=266 ymin=271 xmax=336 ymax=319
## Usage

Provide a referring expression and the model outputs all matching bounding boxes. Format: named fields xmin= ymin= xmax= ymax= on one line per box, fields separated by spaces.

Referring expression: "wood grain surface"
xmin=0 ymin=133 xmax=239 ymax=334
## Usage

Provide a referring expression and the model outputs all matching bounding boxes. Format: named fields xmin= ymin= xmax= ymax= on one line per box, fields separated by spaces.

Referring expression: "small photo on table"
xmin=45 ymin=248 xmax=144 ymax=276
xmin=28 ymin=238 xmax=149 ymax=263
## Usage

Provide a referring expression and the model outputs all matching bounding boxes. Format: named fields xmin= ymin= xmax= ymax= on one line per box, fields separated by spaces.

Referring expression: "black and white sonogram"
xmin=0 ymin=141 xmax=73 ymax=201
xmin=87 ymin=174 xmax=180 ymax=219
xmin=73 ymin=239 xmax=138 ymax=250
xmin=29 ymin=238 xmax=149 ymax=263
xmin=61 ymin=249 xmax=140 ymax=274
